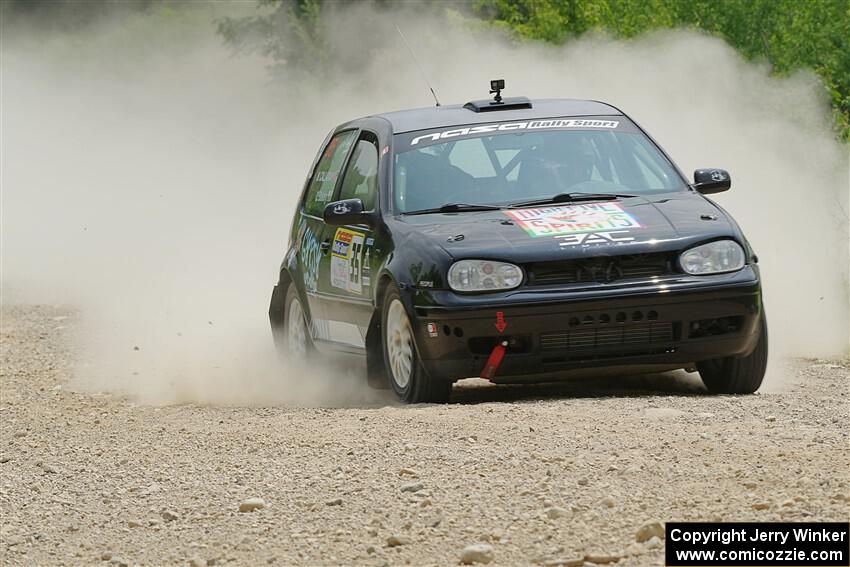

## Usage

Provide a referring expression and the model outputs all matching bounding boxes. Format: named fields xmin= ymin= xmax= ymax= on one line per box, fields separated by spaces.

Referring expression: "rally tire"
xmin=381 ymin=284 xmax=451 ymax=403
xmin=698 ymin=312 xmax=768 ymax=394
xmin=281 ymin=284 xmax=314 ymax=364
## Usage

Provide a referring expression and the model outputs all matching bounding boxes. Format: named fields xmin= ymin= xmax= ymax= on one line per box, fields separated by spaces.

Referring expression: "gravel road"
xmin=1 ymin=305 xmax=848 ymax=567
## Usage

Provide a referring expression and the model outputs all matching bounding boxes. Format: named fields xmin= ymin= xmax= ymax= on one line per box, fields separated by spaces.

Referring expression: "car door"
xmin=313 ymin=130 xmax=380 ymax=353
xmin=294 ymin=129 xmax=358 ymax=343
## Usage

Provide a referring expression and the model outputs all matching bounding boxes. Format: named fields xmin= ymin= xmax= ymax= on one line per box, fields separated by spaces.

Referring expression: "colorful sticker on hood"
xmin=505 ymin=202 xmax=641 ymax=238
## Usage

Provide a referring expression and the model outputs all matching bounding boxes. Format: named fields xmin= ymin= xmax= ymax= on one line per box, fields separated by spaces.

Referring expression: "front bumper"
xmin=409 ymin=269 xmax=763 ymax=382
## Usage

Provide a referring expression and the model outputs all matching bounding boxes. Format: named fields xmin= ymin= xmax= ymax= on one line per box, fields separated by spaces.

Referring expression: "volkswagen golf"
xmin=269 ymin=83 xmax=767 ymax=403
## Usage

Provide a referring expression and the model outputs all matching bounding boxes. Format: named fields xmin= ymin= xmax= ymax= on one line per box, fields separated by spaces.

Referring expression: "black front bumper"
xmin=409 ymin=270 xmax=763 ymax=383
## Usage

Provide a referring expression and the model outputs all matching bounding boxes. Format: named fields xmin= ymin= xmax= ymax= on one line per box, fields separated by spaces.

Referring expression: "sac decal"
xmin=557 ymin=230 xmax=635 ymax=248
xmin=331 ymin=228 xmax=366 ymax=294
xmin=505 ymin=202 xmax=641 ymax=238
xmin=410 ymin=119 xmax=620 ymax=146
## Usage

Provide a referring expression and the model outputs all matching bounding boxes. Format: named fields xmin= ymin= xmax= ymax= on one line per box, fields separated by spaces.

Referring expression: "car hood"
xmin=396 ymin=192 xmax=737 ymax=263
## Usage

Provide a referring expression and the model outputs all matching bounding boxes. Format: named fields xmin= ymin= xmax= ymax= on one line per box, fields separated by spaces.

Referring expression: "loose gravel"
xmin=1 ymin=305 xmax=848 ymax=566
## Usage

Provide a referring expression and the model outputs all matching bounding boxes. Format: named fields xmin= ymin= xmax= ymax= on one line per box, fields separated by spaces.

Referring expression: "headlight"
xmin=448 ymin=260 xmax=523 ymax=292
xmin=679 ymin=240 xmax=745 ymax=275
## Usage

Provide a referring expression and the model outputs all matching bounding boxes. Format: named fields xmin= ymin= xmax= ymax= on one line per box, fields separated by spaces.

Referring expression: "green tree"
xmin=218 ymin=0 xmax=848 ymax=139
xmin=473 ymin=0 xmax=850 ymax=140
xmin=217 ymin=0 xmax=326 ymax=77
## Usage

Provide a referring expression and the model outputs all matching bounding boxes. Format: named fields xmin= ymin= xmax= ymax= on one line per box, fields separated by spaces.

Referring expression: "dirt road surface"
xmin=1 ymin=305 xmax=848 ymax=566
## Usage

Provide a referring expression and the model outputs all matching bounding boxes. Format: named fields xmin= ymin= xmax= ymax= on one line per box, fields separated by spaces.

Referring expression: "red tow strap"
xmin=480 ymin=340 xmax=509 ymax=380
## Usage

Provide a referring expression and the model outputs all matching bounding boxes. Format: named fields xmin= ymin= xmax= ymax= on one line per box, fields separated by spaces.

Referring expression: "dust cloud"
xmin=2 ymin=3 xmax=847 ymax=405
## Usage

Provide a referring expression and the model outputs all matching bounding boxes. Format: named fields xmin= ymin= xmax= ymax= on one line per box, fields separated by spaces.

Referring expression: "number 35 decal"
xmin=330 ymin=228 xmax=369 ymax=294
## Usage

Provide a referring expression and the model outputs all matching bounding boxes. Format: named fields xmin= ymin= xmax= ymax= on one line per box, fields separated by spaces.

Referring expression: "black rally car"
xmin=269 ymin=83 xmax=767 ymax=403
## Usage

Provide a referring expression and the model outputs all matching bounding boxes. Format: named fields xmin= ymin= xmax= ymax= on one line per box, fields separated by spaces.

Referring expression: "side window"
xmin=304 ymin=130 xmax=357 ymax=216
xmin=338 ymin=135 xmax=379 ymax=210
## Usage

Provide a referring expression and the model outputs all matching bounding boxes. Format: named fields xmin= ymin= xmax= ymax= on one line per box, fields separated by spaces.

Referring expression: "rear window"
xmin=392 ymin=117 xmax=685 ymax=213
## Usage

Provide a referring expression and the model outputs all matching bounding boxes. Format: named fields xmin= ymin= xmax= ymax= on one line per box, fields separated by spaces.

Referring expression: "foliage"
xmin=215 ymin=0 xmax=848 ymax=140
xmin=217 ymin=0 xmax=327 ymax=77
xmin=473 ymin=0 xmax=850 ymax=140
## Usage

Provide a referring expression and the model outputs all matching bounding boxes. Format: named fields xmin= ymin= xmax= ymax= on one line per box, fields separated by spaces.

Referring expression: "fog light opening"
xmin=688 ymin=316 xmax=743 ymax=338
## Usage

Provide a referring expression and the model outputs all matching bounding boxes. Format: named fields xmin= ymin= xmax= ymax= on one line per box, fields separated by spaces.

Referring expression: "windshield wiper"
xmin=402 ymin=203 xmax=503 ymax=215
xmin=509 ymin=192 xmax=638 ymax=209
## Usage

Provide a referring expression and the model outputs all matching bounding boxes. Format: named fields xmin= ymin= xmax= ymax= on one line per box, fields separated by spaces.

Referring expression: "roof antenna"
xmin=395 ymin=25 xmax=441 ymax=107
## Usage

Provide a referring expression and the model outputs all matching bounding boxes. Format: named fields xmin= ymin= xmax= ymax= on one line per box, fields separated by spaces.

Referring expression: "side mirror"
xmin=323 ymin=198 xmax=371 ymax=227
xmin=693 ymin=168 xmax=731 ymax=195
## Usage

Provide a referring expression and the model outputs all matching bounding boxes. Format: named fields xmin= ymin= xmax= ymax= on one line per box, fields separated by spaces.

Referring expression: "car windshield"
xmin=392 ymin=119 xmax=686 ymax=213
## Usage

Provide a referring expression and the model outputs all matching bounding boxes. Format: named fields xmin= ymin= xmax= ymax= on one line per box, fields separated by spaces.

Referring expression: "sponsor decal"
xmin=505 ymin=202 xmax=641 ymax=238
xmin=299 ymin=224 xmax=321 ymax=292
xmin=332 ymin=201 xmax=352 ymax=214
xmin=331 ymin=227 xmax=366 ymax=294
xmin=362 ymin=247 xmax=371 ymax=287
xmin=557 ymin=230 xmax=635 ymax=247
xmin=314 ymin=170 xmax=339 ymax=183
xmin=410 ymin=119 xmax=620 ymax=146
xmin=710 ymin=169 xmax=726 ymax=181
xmin=426 ymin=322 xmax=439 ymax=338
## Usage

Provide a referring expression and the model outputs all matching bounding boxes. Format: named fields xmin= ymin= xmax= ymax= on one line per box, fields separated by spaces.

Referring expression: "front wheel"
xmin=697 ymin=312 xmax=768 ymax=394
xmin=381 ymin=284 xmax=450 ymax=403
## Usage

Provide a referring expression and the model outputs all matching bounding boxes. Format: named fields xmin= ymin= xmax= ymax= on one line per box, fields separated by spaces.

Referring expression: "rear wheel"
xmin=698 ymin=312 xmax=767 ymax=394
xmin=283 ymin=285 xmax=313 ymax=364
xmin=381 ymin=284 xmax=450 ymax=403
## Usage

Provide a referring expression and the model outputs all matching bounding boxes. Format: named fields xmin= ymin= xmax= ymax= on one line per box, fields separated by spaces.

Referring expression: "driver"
xmin=518 ymin=134 xmax=596 ymax=196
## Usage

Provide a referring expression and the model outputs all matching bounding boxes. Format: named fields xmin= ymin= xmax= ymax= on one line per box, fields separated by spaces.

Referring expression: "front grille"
xmin=540 ymin=321 xmax=675 ymax=353
xmin=527 ymin=253 xmax=675 ymax=286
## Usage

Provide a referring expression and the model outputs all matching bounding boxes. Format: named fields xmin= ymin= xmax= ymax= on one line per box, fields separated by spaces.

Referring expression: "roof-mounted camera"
xmin=464 ymin=79 xmax=532 ymax=113
xmin=489 ymin=79 xmax=505 ymax=104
